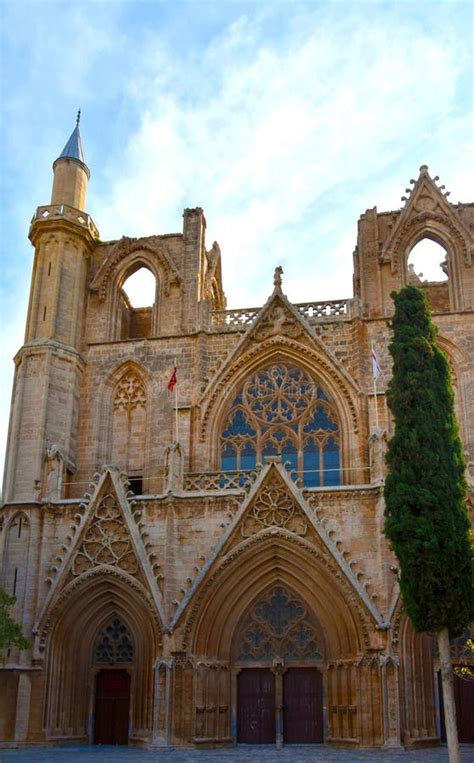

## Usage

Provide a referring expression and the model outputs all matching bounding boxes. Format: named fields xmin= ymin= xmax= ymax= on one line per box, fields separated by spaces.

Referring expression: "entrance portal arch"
xmin=42 ymin=572 xmax=160 ymax=744
xmin=233 ymin=584 xmax=325 ymax=745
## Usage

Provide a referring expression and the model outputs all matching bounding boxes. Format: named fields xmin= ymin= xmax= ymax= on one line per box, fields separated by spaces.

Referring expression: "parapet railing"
xmin=31 ymin=204 xmax=100 ymax=239
xmin=295 ymin=299 xmax=351 ymax=322
xmin=211 ymin=298 xmax=351 ymax=329
xmin=182 ymin=465 xmax=372 ymax=492
xmin=210 ymin=307 xmax=261 ymax=328
xmin=183 ymin=469 xmax=260 ymax=492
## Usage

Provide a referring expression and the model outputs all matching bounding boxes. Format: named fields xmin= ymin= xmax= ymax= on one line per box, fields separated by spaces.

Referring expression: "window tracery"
xmin=236 ymin=586 xmax=324 ymax=664
xmin=72 ymin=493 xmax=138 ymax=576
xmin=221 ymin=365 xmax=340 ymax=486
xmin=94 ymin=617 xmax=134 ymax=663
xmin=111 ymin=369 xmax=147 ymax=480
xmin=113 ymin=372 xmax=146 ymax=411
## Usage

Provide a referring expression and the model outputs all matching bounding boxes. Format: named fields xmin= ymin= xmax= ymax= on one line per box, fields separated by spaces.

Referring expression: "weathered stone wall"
xmin=1 ymin=166 xmax=472 ymax=748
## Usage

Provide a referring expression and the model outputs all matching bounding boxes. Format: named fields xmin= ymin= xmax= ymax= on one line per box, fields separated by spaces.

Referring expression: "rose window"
xmin=220 ymin=365 xmax=340 ymax=486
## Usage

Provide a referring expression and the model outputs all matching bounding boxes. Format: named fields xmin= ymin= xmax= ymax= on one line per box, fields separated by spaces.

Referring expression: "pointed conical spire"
xmin=55 ymin=110 xmax=89 ymax=171
xmin=51 ymin=111 xmax=90 ymax=209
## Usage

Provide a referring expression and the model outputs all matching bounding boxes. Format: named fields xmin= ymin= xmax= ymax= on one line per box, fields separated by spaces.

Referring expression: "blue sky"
xmin=1 ymin=0 xmax=473 ymax=481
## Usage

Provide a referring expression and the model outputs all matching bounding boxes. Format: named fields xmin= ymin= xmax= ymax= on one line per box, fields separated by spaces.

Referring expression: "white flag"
xmin=371 ymin=344 xmax=382 ymax=380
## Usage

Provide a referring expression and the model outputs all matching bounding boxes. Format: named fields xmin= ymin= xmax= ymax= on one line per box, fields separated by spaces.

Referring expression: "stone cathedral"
xmin=1 ymin=118 xmax=473 ymax=750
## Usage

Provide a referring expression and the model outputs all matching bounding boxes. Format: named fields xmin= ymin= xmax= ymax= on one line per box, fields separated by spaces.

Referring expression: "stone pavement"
xmin=1 ymin=745 xmax=474 ymax=763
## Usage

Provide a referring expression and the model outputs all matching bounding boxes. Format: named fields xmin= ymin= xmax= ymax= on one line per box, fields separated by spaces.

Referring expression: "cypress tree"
xmin=384 ymin=285 xmax=473 ymax=762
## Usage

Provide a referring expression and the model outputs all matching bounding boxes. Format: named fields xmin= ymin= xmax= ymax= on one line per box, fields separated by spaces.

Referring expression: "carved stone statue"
xmin=164 ymin=442 xmax=184 ymax=492
xmin=44 ymin=444 xmax=65 ymax=500
xmin=368 ymin=428 xmax=388 ymax=484
xmin=273 ymin=265 xmax=283 ymax=288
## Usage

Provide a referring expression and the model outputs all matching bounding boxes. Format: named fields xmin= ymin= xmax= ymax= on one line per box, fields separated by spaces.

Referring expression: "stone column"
xmin=14 ymin=672 xmax=31 ymax=742
xmin=380 ymin=656 xmax=402 ymax=749
xmin=151 ymin=659 xmax=173 ymax=748
xmin=272 ymin=658 xmax=285 ymax=749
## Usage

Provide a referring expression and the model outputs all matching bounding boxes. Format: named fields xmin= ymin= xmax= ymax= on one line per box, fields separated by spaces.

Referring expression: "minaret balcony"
xmin=29 ymin=203 xmax=100 ymax=240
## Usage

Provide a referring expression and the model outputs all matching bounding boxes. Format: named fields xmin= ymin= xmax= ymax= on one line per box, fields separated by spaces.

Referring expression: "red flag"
xmin=167 ymin=366 xmax=177 ymax=391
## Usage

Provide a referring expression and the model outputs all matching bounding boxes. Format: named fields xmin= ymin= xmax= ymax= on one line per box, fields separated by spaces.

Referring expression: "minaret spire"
xmin=56 ymin=111 xmax=89 ymax=169
xmin=50 ymin=112 xmax=90 ymax=209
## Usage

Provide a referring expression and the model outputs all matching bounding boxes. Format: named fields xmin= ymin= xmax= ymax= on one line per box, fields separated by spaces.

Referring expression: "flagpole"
xmin=371 ymin=343 xmax=380 ymax=430
xmin=373 ymin=373 xmax=379 ymax=430
xmin=174 ymin=357 xmax=179 ymax=444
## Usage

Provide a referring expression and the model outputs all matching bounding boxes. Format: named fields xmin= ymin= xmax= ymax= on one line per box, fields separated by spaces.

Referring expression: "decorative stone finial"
xmin=273 ymin=265 xmax=283 ymax=288
xmin=419 ymin=164 xmax=429 ymax=173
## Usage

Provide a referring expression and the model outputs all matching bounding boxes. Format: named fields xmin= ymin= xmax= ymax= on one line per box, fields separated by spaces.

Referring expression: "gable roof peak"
xmin=400 ymin=165 xmax=451 ymax=207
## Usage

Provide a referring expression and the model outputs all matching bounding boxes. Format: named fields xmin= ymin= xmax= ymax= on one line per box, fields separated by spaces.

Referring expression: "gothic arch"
xmin=184 ymin=530 xmax=369 ymax=660
xmin=89 ymin=241 xmax=181 ymax=340
xmin=396 ymin=614 xmax=437 ymax=744
xmin=197 ymin=339 xmax=363 ymax=484
xmin=112 ymin=252 xmax=161 ymax=339
xmin=42 ymin=569 xmax=160 ymax=741
xmin=95 ymin=360 xmax=151 ymax=486
xmin=389 ymin=213 xmax=470 ymax=310
xmin=231 ymin=582 xmax=326 ymax=665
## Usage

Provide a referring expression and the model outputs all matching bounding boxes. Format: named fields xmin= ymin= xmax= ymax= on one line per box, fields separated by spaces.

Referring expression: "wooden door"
xmin=94 ymin=669 xmax=130 ymax=744
xmin=439 ymin=670 xmax=474 ymax=743
xmin=237 ymin=669 xmax=276 ymax=743
xmin=283 ymin=667 xmax=323 ymax=743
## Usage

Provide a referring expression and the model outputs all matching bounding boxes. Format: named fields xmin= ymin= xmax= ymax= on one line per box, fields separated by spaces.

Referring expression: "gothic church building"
xmin=1 ymin=120 xmax=473 ymax=749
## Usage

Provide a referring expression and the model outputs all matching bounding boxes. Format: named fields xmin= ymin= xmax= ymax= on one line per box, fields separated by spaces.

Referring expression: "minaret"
xmin=51 ymin=110 xmax=90 ymax=210
xmin=3 ymin=115 xmax=99 ymax=502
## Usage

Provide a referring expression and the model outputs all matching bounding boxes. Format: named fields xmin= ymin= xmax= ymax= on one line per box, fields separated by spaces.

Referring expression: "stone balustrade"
xmin=31 ymin=204 xmax=100 ymax=239
xmin=211 ymin=298 xmax=351 ymax=329
xmin=183 ymin=469 xmax=259 ymax=492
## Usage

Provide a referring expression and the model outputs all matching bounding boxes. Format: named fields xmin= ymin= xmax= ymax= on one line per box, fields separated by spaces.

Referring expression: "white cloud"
xmin=92 ymin=6 xmax=472 ymax=310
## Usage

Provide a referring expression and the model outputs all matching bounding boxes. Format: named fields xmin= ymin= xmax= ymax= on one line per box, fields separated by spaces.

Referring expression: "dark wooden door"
xmin=94 ymin=669 xmax=130 ymax=745
xmin=439 ymin=670 xmax=474 ymax=743
xmin=237 ymin=669 xmax=276 ymax=743
xmin=283 ymin=667 xmax=323 ymax=743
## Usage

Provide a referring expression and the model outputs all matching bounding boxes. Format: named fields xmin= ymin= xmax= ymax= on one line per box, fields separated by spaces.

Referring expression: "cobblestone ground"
xmin=1 ymin=745 xmax=474 ymax=763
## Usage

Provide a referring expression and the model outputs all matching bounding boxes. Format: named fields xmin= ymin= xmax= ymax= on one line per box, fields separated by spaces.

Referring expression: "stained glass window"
xmin=220 ymin=365 xmax=340 ymax=486
xmin=236 ymin=586 xmax=324 ymax=664
xmin=94 ymin=617 xmax=134 ymax=663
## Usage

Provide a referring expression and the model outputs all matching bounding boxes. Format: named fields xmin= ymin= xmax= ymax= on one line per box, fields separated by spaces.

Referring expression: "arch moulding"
xmin=197 ymin=337 xmax=362 ymax=474
xmin=382 ymin=212 xmax=473 ymax=313
xmin=181 ymin=528 xmax=373 ymax=660
xmin=91 ymin=240 xmax=182 ymax=301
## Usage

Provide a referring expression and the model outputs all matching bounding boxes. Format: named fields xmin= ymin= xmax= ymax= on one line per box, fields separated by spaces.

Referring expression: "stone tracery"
xmin=113 ymin=371 xmax=146 ymax=411
xmin=235 ymin=586 xmax=324 ymax=664
xmin=94 ymin=616 xmax=134 ymax=663
xmin=221 ymin=364 xmax=340 ymax=486
xmin=72 ymin=493 xmax=138 ymax=576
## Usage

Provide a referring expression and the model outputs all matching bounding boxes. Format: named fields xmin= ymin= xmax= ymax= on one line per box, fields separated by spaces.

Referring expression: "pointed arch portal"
xmin=220 ymin=364 xmax=341 ymax=486
xmin=234 ymin=585 xmax=324 ymax=744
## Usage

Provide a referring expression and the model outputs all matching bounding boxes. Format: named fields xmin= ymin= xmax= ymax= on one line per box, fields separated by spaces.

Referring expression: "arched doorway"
xmin=93 ymin=617 xmax=133 ymax=745
xmin=234 ymin=586 xmax=325 ymax=745
xmin=42 ymin=573 xmax=159 ymax=744
xmin=94 ymin=670 xmax=131 ymax=744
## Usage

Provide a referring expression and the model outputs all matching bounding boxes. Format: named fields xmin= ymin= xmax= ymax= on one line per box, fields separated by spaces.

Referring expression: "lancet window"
xmin=111 ymin=370 xmax=147 ymax=486
xmin=235 ymin=586 xmax=324 ymax=665
xmin=220 ymin=364 xmax=340 ymax=486
xmin=94 ymin=617 xmax=134 ymax=663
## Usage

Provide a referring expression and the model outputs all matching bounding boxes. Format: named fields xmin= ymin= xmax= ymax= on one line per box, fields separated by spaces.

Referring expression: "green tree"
xmin=0 ymin=586 xmax=29 ymax=656
xmin=384 ymin=285 xmax=474 ymax=763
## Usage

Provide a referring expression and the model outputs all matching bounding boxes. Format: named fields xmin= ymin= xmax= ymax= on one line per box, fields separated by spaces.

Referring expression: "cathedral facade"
xmin=1 ymin=120 xmax=473 ymax=749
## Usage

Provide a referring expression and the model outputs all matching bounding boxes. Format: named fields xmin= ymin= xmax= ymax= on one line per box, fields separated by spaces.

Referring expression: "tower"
xmin=2 ymin=115 xmax=99 ymax=503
